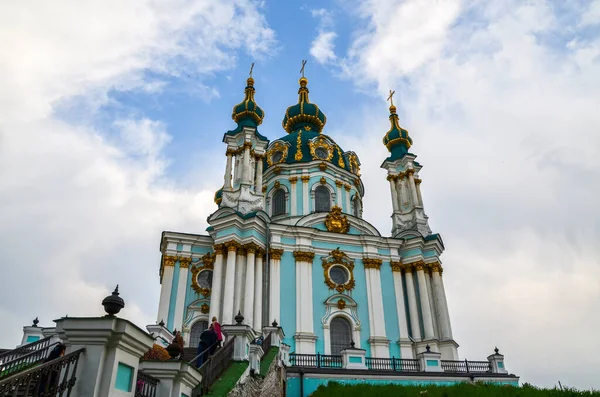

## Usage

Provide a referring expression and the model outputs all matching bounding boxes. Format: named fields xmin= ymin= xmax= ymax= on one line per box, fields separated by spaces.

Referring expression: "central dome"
xmin=282 ymin=77 xmax=327 ymax=133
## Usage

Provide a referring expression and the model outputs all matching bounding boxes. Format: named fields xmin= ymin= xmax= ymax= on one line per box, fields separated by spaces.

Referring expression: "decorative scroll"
xmin=322 ymin=248 xmax=355 ymax=293
xmin=325 ymin=206 xmax=350 ymax=234
xmin=191 ymin=252 xmax=215 ymax=297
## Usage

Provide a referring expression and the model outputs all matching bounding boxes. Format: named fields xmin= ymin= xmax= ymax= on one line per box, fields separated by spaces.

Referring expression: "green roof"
xmin=382 ymin=105 xmax=413 ymax=161
xmin=282 ymin=77 xmax=327 ymax=134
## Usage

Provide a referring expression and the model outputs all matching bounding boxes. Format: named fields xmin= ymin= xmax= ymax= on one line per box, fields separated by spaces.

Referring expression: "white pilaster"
xmin=294 ymin=251 xmax=316 ymax=354
xmin=431 ymin=265 xmax=453 ymax=340
xmin=209 ymin=247 xmax=225 ymax=324
xmin=345 ymin=185 xmax=351 ymax=213
xmin=224 ymin=151 xmax=233 ymax=188
xmin=234 ymin=249 xmax=246 ymax=315
xmin=415 ymin=178 xmax=424 ymax=206
xmin=173 ymin=257 xmax=190 ymax=331
xmin=336 ymin=181 xmax=343 ymax=207
xmin=243 ymin=143 xmax=251 ymax=183
xmin=398 ymin=176 xmax=408 ymax=210
xmin=408 ymin=171 xmax=420 ymax=207
xmin=290 ymin=177 xmax=298 ymax=216
xmin=388 ymin=175 xmax=400 ymax=212
xmin=222 ymin=243 xmax=238 ymax=324
xmin=391 ymin=263 xmax=412 ymax=357
xmin=416 ymin=263 xmax=435 ymax=340
xmin=301 ymin=175 xmax=309 ymax=215
xmin=243 ymin=247 xmax=256 ymax=329
xmin=256 ymin=156 xmax=263 ymax=193
xmin=364 ymin=259 xmax=389 ymax=358
xmin=254 ymin=252 xmax=264 ymax=330
xmin=269 ymin=249 xmax=283 ymax=324
xmin=404 ymin=268 xmax=422 ymax=341
xmin=157 ymin=257 xmax=176 ymax=324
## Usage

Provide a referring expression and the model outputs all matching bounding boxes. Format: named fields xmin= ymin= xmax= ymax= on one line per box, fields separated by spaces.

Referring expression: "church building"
xmin=155 ymin=71 xmax=460 ymax=362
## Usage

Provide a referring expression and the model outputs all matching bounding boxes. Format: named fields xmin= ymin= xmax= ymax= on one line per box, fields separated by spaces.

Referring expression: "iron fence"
xmin=0 ymin=348 xmax=84 ymax=397
xmin=135 ymin=370 xmax=159 ymax=397
xmin=0 ymin=337 xmax=53 ymax=372
xmin=365 ymin=357 xmax=420 ymax=372
xmin=441 ymin=359 xmax=491 ymax=374
xmin=197 ymin=336 xmax=236 ymax=395
xmin=289 ymin=353 xmax=343 ymax=368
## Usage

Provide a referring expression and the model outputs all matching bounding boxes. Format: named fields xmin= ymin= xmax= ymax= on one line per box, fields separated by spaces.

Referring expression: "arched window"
xmin=353 ymin=196 xmax=361 ymax=217
xmin=190 ymin=320 xmax=208 ymax=348
xmin=330 ymin=317 xmax=353 ymax=355
xmin=272 ymin=188 xmax=286 ymax=216
xmin=315 ymin=186 xmax=331 ymax=212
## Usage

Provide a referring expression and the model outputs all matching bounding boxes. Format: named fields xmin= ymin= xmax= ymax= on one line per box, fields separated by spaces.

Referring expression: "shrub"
xmin=141 ymin=344 xmax=171 ymax=361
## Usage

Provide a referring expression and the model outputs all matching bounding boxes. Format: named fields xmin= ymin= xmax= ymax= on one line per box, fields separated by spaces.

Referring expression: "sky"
xmin=1 ymin=0 xmax=599 ymax=389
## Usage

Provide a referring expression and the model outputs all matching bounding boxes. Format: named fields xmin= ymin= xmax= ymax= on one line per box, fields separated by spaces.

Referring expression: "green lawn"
xmin=206 ymin=361 xmax=249 ymax=396
xmin=310 ymin=382 xmax=599 ymax=397
xmin=260 ymin=347 xmax=278 ymax=375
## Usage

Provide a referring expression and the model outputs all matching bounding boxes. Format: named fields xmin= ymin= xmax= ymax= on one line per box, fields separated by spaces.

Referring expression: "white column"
xmin=388 ymin=175 xmax=400 ymax=212
xmin=424 ymin=268 xmax=439 ymax=338
xmin=398 ymin=176 xmax=408 ymax=210
xmin=294 ymin=251 xmax=315 ymax=354
xmin=243 ymin=247 xmax=256 ymax=329
xmin=234 ymin=248 xmax=246 ymax=315
xmin=243 ymin=143 xmax=251 ymax=183
xmin=224 ymin=150 xmax=233 ymax=188
xmin=431 ymin=264 xmax=453 ymax=340
xmin=290 ymin=177 xmax=298 ymax=216
xmin=391 ymin=263 xmax=410 ymax=338
xmin=157 ymin=256 xmax=176 ymax=324
xmin=222 ymin=243 xmax=238 ymax=324
xmin=269 ymin=249 xmax=283 ymax=324
xmin=209 ymin=246 xmax=225 ymax=324
xmin=254 ymin=251 xmax=263 ymax=330
xmin=256 ymin=155 xmax=264 ymax=192
xmin=404 ymin=267 xmax=422 ymax=340
xmin=364 ymin=259 xmax=388 ymax=357
xmin=233 ymin=153 xmax=240 ymax=184
xmin=336 ymin=181 xmax=343 ymax=207
xmin=301 ymin=175 xmax=309 ymax=214
xmin=249 ymin=156 xmax=255 ymax=188
xmin=345 ymin=185 xmax=351 ymax=213
xmin=415 ymin=178 xmax=424 ymax=207
xmin=408 ymin=171 xmax=420 ymax=207
xmin=173 ymin=257 xmax=191 ymax=331
xmin=416 ymin=263 xmax=435 ymax=340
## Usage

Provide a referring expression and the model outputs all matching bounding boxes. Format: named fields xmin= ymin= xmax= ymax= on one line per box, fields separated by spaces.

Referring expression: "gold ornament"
xmin=319 ymin=162 xmax=327 ymax=171
xmin=322 ymin=248 xmax=355 ymax=292
xmin=301 ymin=175 xmax=310 ymax=183
xmin=266 ymin=141 xmax=289 ymax=167
xmin=191 ymin=252 xmax=216 ymax=296
xmin=179 ymin=257 xmax=192 ymax=268
xmin=308 ymin=136 xmax=333 ymax=161
xmin=289 ymin=176 xmax=298 ymax=184
xmin=269 ymin=248 xmax=284 ymax=260
xmin=293 ymin=251 xmax=315 ymax=263
xmin=337 ymin=299 xmax=346 ymax=310
xmin=201 ymin=303 xmax=210 ymax=314
xmin=363 ymin=258 xmax=383 ymax=269
xmin=336 ymin=145 xmax=345 ymax=168
xmin=320 ymin=176 xmax=327 ymax=185
xmin=324 ymin=206 xmax=350 ymax=234
xmin=295 ymin=131 xmax=303 ymax=161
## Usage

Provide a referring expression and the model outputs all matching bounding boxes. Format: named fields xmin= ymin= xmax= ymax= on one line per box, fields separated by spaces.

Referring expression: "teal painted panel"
xmin=215 ymin=227 xmax=266 ymax=241
xmin=281 ymin=237 xmax=295 ymax=245
xmin=191 ymin=244 xmax=212 ymax=254
xmin=312 ymin=241 xmax=363 ymax=253
xmin=348 ymin=356 xmax=362 ymax=363
xmin=426 ymin=359 xmax=439 ymax=366
xmin=26 ymin=335 xmax=40 ymax=343
xmin=167 ymin=260 xmax=180 ymax=331
xmin=354 ymin=260 xmax=371 ymax=356
xmin=286 ymin=377 xmax=462 ymax=397
xmin=182 ymin=394 xmax=190 ymax=397
xmin=498 ymin=362 xmax=504 ymax=369
xmin=378 ymin=248 xmax=391 ymax=255
xmin=280 ymin=251 xmax=296 ymax=352
xmin=176 ymin=243 xmax=183 ymax=251
xmin=423 ymin=250 xmax=438 ymax=258
xmin=402 ymin=248 xmax=422 ymax=258
xmin=115 ymin=362 xmax=134 ymax=392
xmin=380 ymin=262 xmax=400 ymax=358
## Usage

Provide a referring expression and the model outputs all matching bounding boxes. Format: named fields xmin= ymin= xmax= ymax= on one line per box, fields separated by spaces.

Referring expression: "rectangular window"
xmin=115 ymin=362 xmax=134 ymax=392
xmin=26 ymin=335 xmax=40 ymax=343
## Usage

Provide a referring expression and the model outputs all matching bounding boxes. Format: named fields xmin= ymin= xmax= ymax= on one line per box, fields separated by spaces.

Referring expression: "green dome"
xmin=232 ymin=77 xmax=264 ymax=127
xmin=264 ymin=129 xmax=362 ymax=176
xmin=282 ymin=77 xmax=326 ymax=133
xmin=382 ymin=105 xmax=413 ymax=160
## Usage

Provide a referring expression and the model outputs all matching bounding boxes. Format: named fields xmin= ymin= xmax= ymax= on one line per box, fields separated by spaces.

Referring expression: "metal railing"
xmin=441 ymin=359 xmax=491 ymax=374
xmin=289 ymin=353 xmax=343 ymax=368
xmin=0 ymin=348 xmax=84 ymax=396
xmin=0 ymin=337 xmax=52 ymax=366
xmin=365 ymin=357 xmax=420 ymax=372
xmin=261 ymin=332 xmax=272 ymax=356
xmin=0 ymin=341 xmax=57 ymax=380
xmin=197 ymin=336 xmax=236 ymax=395
xmin=135 ymin=370 xmax=159 ymax=397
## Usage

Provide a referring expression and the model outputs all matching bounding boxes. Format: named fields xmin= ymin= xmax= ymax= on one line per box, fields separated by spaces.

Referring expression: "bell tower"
xmin=380 ymin=95 xmax=432 ymax=237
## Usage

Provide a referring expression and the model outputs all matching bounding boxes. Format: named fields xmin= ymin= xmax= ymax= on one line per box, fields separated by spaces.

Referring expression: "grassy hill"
xmin=309 ymin=382 xmax=599 ymax=397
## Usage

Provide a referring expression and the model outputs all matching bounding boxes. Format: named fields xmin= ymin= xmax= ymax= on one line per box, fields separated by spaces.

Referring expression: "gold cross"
xmin=387 ymin=90 xmax=396 ymax=107
xmin=300 ymin=60 xmax=307 ymax=77
xmin=249 ymin=62 xmax=254 ymax=78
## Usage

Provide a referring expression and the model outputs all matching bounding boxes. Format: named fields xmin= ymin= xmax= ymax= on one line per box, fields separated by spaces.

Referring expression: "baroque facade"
xmin=155 ymin=73 xmax=459 ymax=361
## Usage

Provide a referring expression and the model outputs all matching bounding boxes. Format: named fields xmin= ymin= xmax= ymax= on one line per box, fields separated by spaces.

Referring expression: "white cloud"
xmin=309 ymin=8 xmax=339 ymax=65
xmin=329 ymin=0 xmax=600 ymax=389
xmin=0 ymin=0 xmax=276 ymax=347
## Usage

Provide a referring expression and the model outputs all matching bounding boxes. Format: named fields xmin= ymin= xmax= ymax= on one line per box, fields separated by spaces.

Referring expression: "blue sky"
xmin=1 ymin=0 xmax=599 ymax=390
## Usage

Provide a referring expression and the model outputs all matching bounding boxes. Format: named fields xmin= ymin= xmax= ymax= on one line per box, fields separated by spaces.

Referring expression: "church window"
xmin=315 ymin=186 xmax=330 ymax=212
xmin=271 ymin=150 xmax=284 ymax=164
xmin=272 ymin=188 xmax=286 ymax=216
xmin=190 ymin=320 xmax=208 ymax=348
xmin=330 ymin=317 xmax=353 ymax=356
xmin=315 ymin=147 xmax=329 ymax=160
xmin=196 ymin=270 xmax=213 ymax=289
xmin=329 ymin=265 xmax=350 ymax=285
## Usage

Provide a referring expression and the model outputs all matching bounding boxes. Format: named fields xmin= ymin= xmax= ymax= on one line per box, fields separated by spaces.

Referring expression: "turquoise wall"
xmin=280 ymin=251 xmax=296 ymax=351
xmin=312 ymin=241 xmax=362 ymax=253
xmin=215 ymin=227 xmax=265 ymax=241
xmin=380 ymin=262 xmax=401 ymax=358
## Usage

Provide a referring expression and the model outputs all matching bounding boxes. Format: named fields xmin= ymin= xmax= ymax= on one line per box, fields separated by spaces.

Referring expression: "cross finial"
xmin=300 ymin=59 xmax=307 ymax=77
xmin=249 ymin=62 xmax=254 ymax=78
xmin=387 ymin=90 xmax=396 ymax=107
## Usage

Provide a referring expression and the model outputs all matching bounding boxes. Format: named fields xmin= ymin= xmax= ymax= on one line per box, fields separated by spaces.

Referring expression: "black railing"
xmin=441 ymin=359 xmax=491 ymax=374
xmin=0 ymin=348 xmax=84 ymax=396
xmin=0 ymin=337 xmax=52 ymax=366
xmin=289 ymin=353 xmax=343 ymax=368
xmin=0 ymin=342 xmax=57 ymax=380
xmin=197 ymin=336 xmax=236 ymax=395
xmin=261 ymin=332 xmax=272 ymax=356
xmin=135 ymin=370 xmax=159 ymax=397
xmin=365 ymin=357 xmax=420 ymax=372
